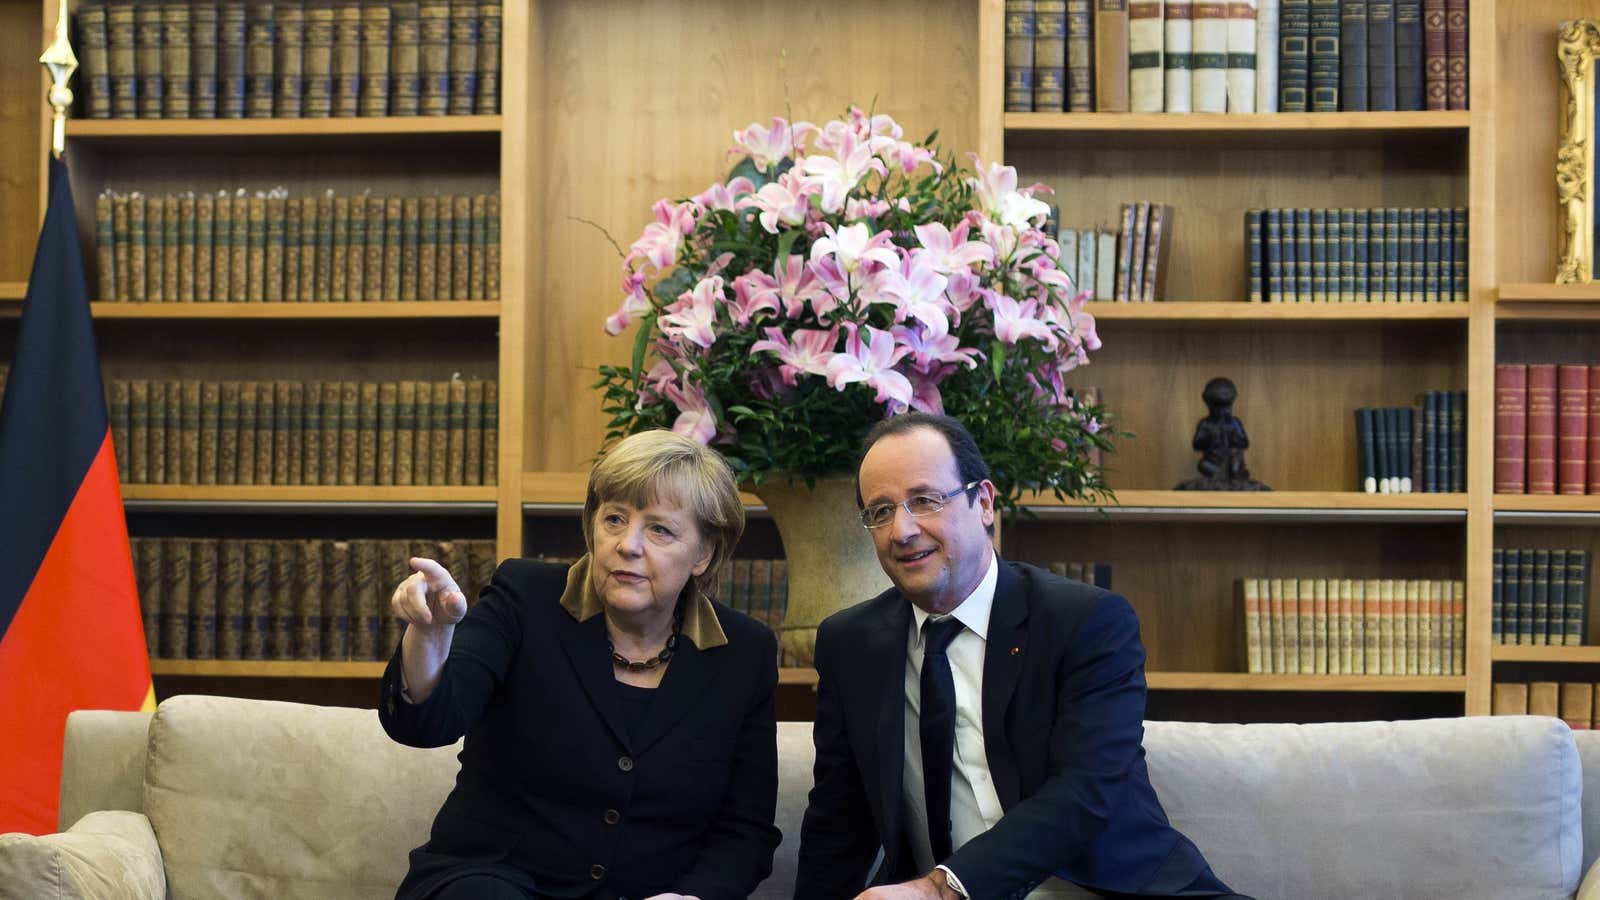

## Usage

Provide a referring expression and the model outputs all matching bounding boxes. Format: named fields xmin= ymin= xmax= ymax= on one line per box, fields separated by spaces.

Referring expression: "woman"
xmin=380 ymin=430 xmax=780 ymax=900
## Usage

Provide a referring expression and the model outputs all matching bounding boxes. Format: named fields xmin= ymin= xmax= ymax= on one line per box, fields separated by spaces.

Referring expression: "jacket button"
xmin=590 ymin=864 xmax=606 ymax=880
xmin=604 ymin=808 xmax=621 ymax=825
xmin=617 ymin=755 xmax=634 ymax=772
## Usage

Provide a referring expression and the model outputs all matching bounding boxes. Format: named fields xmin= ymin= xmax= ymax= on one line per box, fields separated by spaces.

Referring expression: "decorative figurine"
xmin=1176 ymin=377 xmax=1270 ymax=491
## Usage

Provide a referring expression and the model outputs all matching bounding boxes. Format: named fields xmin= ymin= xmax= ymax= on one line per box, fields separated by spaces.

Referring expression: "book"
xmin=320 ymin=381 xmax=340 ymax=485
xmin=452 ymin=195 xmax=472 ymax=299
xmin=396 ymin=380 xmax=417 ymax=485
xmin=1034 ymin=1 xmax=1067 ymax=112
xmin=339 ymin=380 xmax=359 ymax=485
xmin=295 ymin=541 xmax=323 ymax=660
xmin=1558 ymin=365 xmax=1589 ymax=495
xmin=377 ymin=382 xmax=397 ymax=485
xmin=255 ymin=381 xmax=276 ymax=485
xmin=217 ymin=381 xmax=240 ymax=484
xmin=1192 ymin=0 xmax=1228 ymax=112
xmin=420 ymin=0 xmax=452 ymax=115
xmin=199 ymin=381 xmax=220 ymax=484
xmin=1490 ymin=682 xmax=1527 ymax=715
xmin=346 ymin=193 xmax=366 ymax=301
xmin=1225 ymin=0 xmax=1256 ymax=112
xmin=392 ymin=1 xmax=422 ymax=115
xmin=1527 ymin=365 xmax=1558 ymax=495
xmin=1589 ymin=365 xmax=1600 ymax=494
xmin=1443 ymin=0 xmax=1466 ymax=110
xmin=1128 ymin=0 xmax=1164 ymax=112
xmin=358 ymin=381 xmax=379 ymax=484
xmin=95 ymin=191 xmax=116 ymax=301
xmin=302 ymin=0 xmax=334 ymax=116
xmin=265 ymin=189 xmax=287 ymax=302
xmin=161 ymin=2 xmax=193 ymax=118
xmin=163 ymin=538 xmax=192 ymax=659
xmin=448 ymin=378 xmax=468 ymax=485
xmin=110 ymin=380 xmax=131 ymax=483
xmin=108 ymin=0 xmax=137 ymax=118
xmin=77 ymin=2 xmax=113 ymax=119
xmin=147 ymin=379 xmax=168 ymax=484
xmin=274 ymin=0 xmax=305 ymax=117
xmin=180 ymin=379 xmax=201 ymax=483
xmin=135 ymin=538 xmax=162 ymax=657
xmin=1528 ymin=681 xmax=1560 ymax=718
xmin=244 ymin=0 xmax=276 ymax=118
xmin=324 ymin=541 xmax=352 ymax=660
xmin=219 ymin=1 xmax=247 ymax=117
xmin=1141 ymin=203 xmax=1173 ymax=301
xmin=1254 ymin=0 xmax=1278 ymax=111
xmin=464 ymin=379 xmax=484 ymax=485
xmin=1367 ymin=0 xmax=1396 ymax=109
xmin=247 ymin=192 xmax=268 ymax=302
xmin=145 ymin=195 xmax=165 ymax=302
xmin=430 ymin=379 xmax=450 ymax=485
xmin=351 ymin=540 xmax=380 ymax=660
xmin=1568 ymin=550 xmax=1590 ymax=647
xmin=1422 ymin=0 xmax=1445 ymax=110
xmin=1395 ymin=0 xmax=1423 ymax=109
xmin=419 ymin=195 xmax=439 ymax=300
xmin=284 ymin=193 xmax=302 ymax=301
xmin=1279 ymin=0 xmax=1309 ymax=110
xmin=1562 ymin=682 xmax=1593 ymax=731
xmin=359 ymin=1 xmax=392 ymax=116
xmin=384 ymin=196 xmax=403 ymax=300
xmin=481 ymin=378 xmax=497 ymax=482
xmin=413 ymin=380 xmax=432 ymax=485
xmin=135 ymin=0 xmax=165 ymax=117
xmin=331 ymin=0 xmax=360 ymax=117
xmin=1066 ymin=0 xmax=1096 ymax=111
xmin=365 ymin=196 xmax=385 ymax=301
xmin=1095 ymin=0 xmax=1131 ymax=111
xmin=190 ymin=540 xmax=219 ymax=659
xmin=448 ymin=0 xmax=479 ymax=114
xmin=113 ymin=193 xmax=131 ymax=300
xmin=244 ymin=540 xmax=273 ymax=659
xmin=298 ymin=196 xmax=318 ymax=300
xmin=218 ymin=540 xmax=245 ymax=659
xmin=1164 ymin=0 xmax=1194 ymax=113
xmin=1339 ymin=0 xmax=1367 ymax=110
xmin=436 ymin=194 xmax=454 ymax=297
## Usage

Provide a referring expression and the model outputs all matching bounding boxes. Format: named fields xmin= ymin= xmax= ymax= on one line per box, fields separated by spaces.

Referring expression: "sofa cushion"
xmin=143 ymin=695 xmax=461 ymax=900
xmin=58 ymin=710 xmax=153 ymax=831
xmin=1574 ymin=729 xmax=1600 ymax=879
xmin=1143 ymin=716 xmax=1582 ymax=900
xmin=0 ymin=810 xmax=165 ymax=900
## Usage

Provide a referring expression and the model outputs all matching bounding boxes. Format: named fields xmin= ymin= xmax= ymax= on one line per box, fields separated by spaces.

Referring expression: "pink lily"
xmin=810 ymin=223 xmax=900 ymax=276
xmin=659 ymin=379 xmax=718 ymax=445
xmin=741 ymin=172 xmax=814 ymax=234
xmin=732 ymin=116 xmax=818 ymax=172
xmin=945 ymin=270 xmax=984 ymax=319
xmin=824 ymin=325 xmax=913 ymax=408
xmin=750 ymin=325 xmax=839 ymax=386
xmin=694 ymin=176 xmax=756 ymax=212
xmin=659 ymin=276 xmax=723 ymax=349
xmin=987 ymin=292 xmax=1056 ymax=347
xmin=605 ymin=269 xmax=653 ymax=335
xmin=906 ymin=369 xmax=948 ymax=415
xmin=892 ymin=320 xmax=979 ymax=373
xmin=729 ymin=272 xmax=781 ymax=326
xmin=865 ymin=255 xmax=951 ymax=332
xmin=914 ymin=222 xmax=995 ymax=274
xmin=797 ymin=131 xmax=889 ymax=214
xmin=629 ymin=199 xmax=698 ymax=272
xmin=768 ymin=255 xmax=828 ymax=318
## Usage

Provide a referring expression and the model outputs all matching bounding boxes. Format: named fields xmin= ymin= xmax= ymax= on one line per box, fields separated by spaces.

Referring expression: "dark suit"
xmin=796 ymin=560 xmax=1241 ymax=900
xmin=380 ymin=558 xmax=781 ymax=900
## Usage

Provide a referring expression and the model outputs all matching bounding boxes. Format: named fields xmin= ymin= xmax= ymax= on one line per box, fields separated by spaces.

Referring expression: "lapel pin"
xmin=1010 ymin=646 xmax=1021 ymax=656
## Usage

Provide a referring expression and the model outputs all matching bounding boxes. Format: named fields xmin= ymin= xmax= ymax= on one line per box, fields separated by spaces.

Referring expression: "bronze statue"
xmin=1176 ymin=377 xmax=1270 ymax=491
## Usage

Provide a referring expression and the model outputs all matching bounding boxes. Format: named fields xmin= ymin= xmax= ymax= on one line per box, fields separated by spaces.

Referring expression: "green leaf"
xmin=631 ymin=316 xmax=653 ymax=376
xmin=990 ymin=340 xmax=1005 ymax=381
xmin=773 ymin=228 xmax=802 ymax=268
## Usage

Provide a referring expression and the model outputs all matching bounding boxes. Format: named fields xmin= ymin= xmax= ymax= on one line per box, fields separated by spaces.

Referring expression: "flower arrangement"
xmin=597 ymin=107 xmax=1114 ymax=510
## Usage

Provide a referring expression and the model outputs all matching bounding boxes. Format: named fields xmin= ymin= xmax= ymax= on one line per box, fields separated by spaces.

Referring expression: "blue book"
xmin=1247 ymin=210 xmax=1264 ymax=302
xmin=1518 ymin=551 xmax=1536 ymax=646
xmin=1532 ymin=549 xmax=1551 ymax=647
xmin=1356 ymin=407 xmax=1377 ymax=492
xmin=1265 ymin=209 xmax=1282 ymax=302
xmin=1422 ymin=390 xmax=1438 ymax=492
xmin=1394 ymin=0 xmax=1423 ymax=110
xmin=1339 ymin=208 xmax=1356 ymax=301
xmin=1504 ymin=548 xmax=1521 ymax=644
xmin=1491 ymin=548 xmax=1503 ymax=645
xmin=1451 ymin=207 xmax=1468 ymax=301
xmin=1281 ymin=209 xmax=1298 ymax=302
xmin=1424 ymin=208 xmax=1441 ymax=302
xmin=1354 ymin=208 xmax=1370 ymax=300
xmin=1450 ymin=389 xmax=1465 ymax=492
xmin=1398 ymin=405 xmax=1413 ymax=492
xmin=1568 ymin=550 xmax=1590 ymax=647
xmin=1549 ymin=550 xmax=1569 ymax=647
xmin=1311 ymin=208 xmax=1329 ymax=301
xmin=1295 ymin=208 xmax=1313 ymax=300
xmin=1383 ymin=208 xmax=1400 ymax=301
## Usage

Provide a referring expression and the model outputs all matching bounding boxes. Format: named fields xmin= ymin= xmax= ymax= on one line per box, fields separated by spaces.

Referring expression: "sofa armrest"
xmin=1581 ymin=857 xmax=1600 ymax=900
xmin=0 ymin=810 xmax=166 ymax=900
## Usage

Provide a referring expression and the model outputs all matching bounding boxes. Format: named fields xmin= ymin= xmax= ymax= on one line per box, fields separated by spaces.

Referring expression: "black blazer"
xmin=380 ymin=558 xmax=781 ymax=900
xmin=795 ymin=560 xmax=1240 ymax=900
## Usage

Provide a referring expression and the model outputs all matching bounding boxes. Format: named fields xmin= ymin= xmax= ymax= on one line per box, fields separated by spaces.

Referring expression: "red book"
xmin=1589 ymin=365 xmax=1600 ymax=493
xmin=1559 ymin=364 xmax=1589 ymax=494
xmin=1423 ymin=0 xmax=1447 ymax=111
xmin=1444 ymin=0 xmax=1468 ymax=111
xmin=1494 ymin=364 xmax=1527 ymax=493
xmin=1527 ymin=364 xmax=1558 ymax=494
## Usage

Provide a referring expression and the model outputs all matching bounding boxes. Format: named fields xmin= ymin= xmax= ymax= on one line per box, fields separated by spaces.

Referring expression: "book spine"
xmin=241 ymin=540 xmax=270 ymax=659
xmin=332 ymin=0 xmax=361 ymax=117
xmin=365 ymin=196 xmax=386 ymax=300
xmin=163 ymin=538 xmax=191 ymax=659
xmin=248 ymin=192 xmax=268 ymax=301
xmin=1424 ymin=207 xmax=1441 ymax=301
xmin=266 ymin=189 xmax=286 ymax=301
xmin=352 ymin=541 xmax=379 ymax=660
xmin=302 ymin=379 xmax=323 ymax=486
xmin=1308 ymin=0 xmax=1339 ymax=111
xmin=1528 ymin=365 xmax=1558 ymax=495
xmin=452 ymin=195 xmax=472 ymax=299
xmin=1560 ymin=365 xmax=1589 ymax=495
xmin=1382 ymin=207 xmax=1399 ymax=301
xmin=448 ymin=0 xmax=479 ymax=114
xmin=1532 ymin=549 xmax=1551 ymax=647
xmin=245 ymin=1 xmax=277 ymax=118
xmin=254 ymin=382 xmax=275 ymax=484
xmin=235 ymin=380 xmax=256 ymax=485
xmin=302 ymin=0 xmax=334 ymax=116
xmin=230 ymin=191 xmax=250 ymax=302
xmin=162 ymin=2 xmax=193 ymax=118
xmin=178 ymin=193 xmax=196 ymax=302
xmin=1443 ymin=0 xmax=1466 ymax=110
xmin=1338 ymin=207 xmax=1355 ymax=301
xmin=134 ymin=538 xmax=163 ymax=657
xmin=430 ymin=380 xmax=450 ymax=485
xmin=1034 ymin=1 xmax=1067 ymax=112
xmin=1128 ymin=0 xmax=1164 ymax=112
xmin=1422 ymin=0 xmax=1446 ymax=110
xmin=190 ymin=1 xmax=219 ymax=118
xmin=1310 ymin=208 xmax=1327 ymax=302
xmin=1191 ymin=0 xmax=1228 ymax=112
xmin=295 ymin=541 xmax=322 ymax=659
xmin=1225 ymin=0 xmax=1256 ymax=113
xmin=180 ymin=379 xmax=201 ymax=483
xmin=109 ymin=1 xmax=138 ymax=118
xmin=1569 ymin=551 xmax=1590 ymax=647
xmin=395 ymin=380 xmax=417 ymax=485
xmin=95 ymin=191 xmax=117 ymax=301
xmin=272 ymin=381 xmax=292 ymax=484
xmin=316 ymin=192 xmax=335 ymax=300
xmin=209 ymin=190 xmax=229 ymax=301
xmin=1367 ymin=0 xmax=1396 ymax=109
xmin=284 ymin=193 xmax=302 ymax=301
xmin=145 ymin=196 xmax=165 ymax=302
xmin=464 ymin=379 xmax=484 ymax=485
xmin=1278 ymin=0 xmax=1309 ymax=111
xmin=274 ymin=0 xmax=305 ymax=117
xmin=190 ymin=540 xmax=219 ymax=659
xmin=1096 ymin=0 xmax=1131 ymax=111
xmin=324 ymin=541 xmax=351 ymax=660
xmin=1394 ymin=0 xmax=1422 ymax=110
xmin=484 ymin=193 xmax=500 ymax=300
xmin=218 ymin=2 xmax=247 ymax=117
xmin=376 ymin=381 xmax=398 ymax=485
xmin=1164 ymin=0 xmax=1193 ymax=113
xmin=218 ymin=540 xmax=245 ymax=659
xmin=78 ymin=3 xmax=114 ymax=119
xmin=135 ymin=0 xmax=165 ymax=117
xmin=400 ymin=196 xmax=421 ymax=301
xmin=392 ymin=2 xmax=422 ymax=115
xmin=1590 ymin=366 xmax=1600 ymax=494
xmin=339 ymin=380 xmax=359 ymax=485
xmin=358 ymin=381 xmax=379 ymax=484
xmin=1492 ymin=547 xmax=1504 ymax=644
xmin=1254 ymin=0 xmax=1278 ymax=111
xmin=481 ymin=378 xmax=497 ymax=483
xmin=384 ymin=196 xmax=403 ymax=299
xmin=1550 ymin=550 xmax=1570 ymax=647
xmin=198 ymin=380 xmax=219 ymax=484
xmin=335 ymin=195 xmax=354 ymax=301
xmin=359 ymin=2 xmax=392 ymax=116
xmin=468 ymin=194 xmax=487 ymax=300
xmin=218 ymin=381 xmax=240 ymax=484
xmin=1339 ymin=0 xmax=1367 ymax=110
xmin=1066 ymin=0 xmax=1096 ymax=111
xmin=419 ymin=0 xmax=452 ymax=115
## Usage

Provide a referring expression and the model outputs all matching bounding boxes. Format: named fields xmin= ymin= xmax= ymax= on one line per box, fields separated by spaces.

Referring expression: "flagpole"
xmin=39 ymin=0 xmax=77 ymax=160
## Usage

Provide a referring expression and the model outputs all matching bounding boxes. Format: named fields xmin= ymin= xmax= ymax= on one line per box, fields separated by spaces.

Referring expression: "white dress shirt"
xmin=903 ymin=551 xmax=1093 ymax=899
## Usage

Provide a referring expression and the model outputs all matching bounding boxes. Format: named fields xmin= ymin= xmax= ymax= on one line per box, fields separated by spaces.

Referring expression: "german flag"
xmin=0 ymin=157 xmax=154 ymax=835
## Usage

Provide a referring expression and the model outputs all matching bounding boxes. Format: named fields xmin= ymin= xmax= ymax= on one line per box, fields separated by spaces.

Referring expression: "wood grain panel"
xmin=0 ymin=0 xmax=45 ymax=283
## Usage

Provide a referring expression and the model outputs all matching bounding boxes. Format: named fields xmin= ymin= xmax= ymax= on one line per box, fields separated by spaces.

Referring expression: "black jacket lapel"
xmin=983 ymin=560 xmax=1027 ymax=810
xmin=871 ymin=592 xmax=912 ymax=871
xmin=630 ymin=637 xmax=715 ymax=755
xmin=557 ymin=610 xmax=633 ymax=751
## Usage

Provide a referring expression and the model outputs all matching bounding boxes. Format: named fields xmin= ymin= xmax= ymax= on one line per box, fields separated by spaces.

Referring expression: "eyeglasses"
xmin=859 ymin=482 xmax=981 ymax=529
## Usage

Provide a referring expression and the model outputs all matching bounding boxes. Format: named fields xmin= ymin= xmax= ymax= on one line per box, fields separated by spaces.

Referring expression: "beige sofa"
xmin=3 ymin=694 xmax=1600 ymax=900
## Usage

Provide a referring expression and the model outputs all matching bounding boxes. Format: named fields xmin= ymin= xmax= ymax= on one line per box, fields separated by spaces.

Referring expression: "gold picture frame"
xmin=1558 ymin=19 xmax=1600 ymax=283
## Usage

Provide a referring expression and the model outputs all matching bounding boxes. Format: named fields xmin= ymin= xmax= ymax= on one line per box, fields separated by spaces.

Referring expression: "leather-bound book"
xmin=463 ymin=379 xmax=483 ymax=485
xmin=412 ymin=380 xmax=432 ymax=485
xmin=135 ymin=0 xmax=165 ymax=117
xmin=468 ymin=193 xmax=487 ymax=299
xmin=145 ymin=195 xmax=165 ymax=302
xmin=1589 ymin=366 xmax=1600 ymax=494
xmin=190 ymin=539 xmax=219 ymax=659
xmin=110 ymin=380 xmax=131 ymax=484
xmin=1366 ymin=0 xmax=1394 ymax=109
xmin=178 ymin=193 xmax=196 ymax=302
xmin=301 ymin=379 xmax=323 ymax=486
xmin=1527 ymin=364 xmax=1558 ymax=495
xmin=113 ymin=193 xmax=131 ymax=301
xmin=377 ymin=381 xmax=398 ymax=485
xmin=1225 ymin=0 xmax=1256 ymax=113
xmin=348 ymin=193 xmax=368 ymax=301
xmin=435 ymin=195 xmax=453 ymax=297
xmin=108 ymin=0 xmax=138 ymax=118
xmin=161 ymin=195 xmax=180 ymax=302
xmin=338 ymin=380 xmax=359 ymax=485
xmin=244 ymin=1 xmax=276 ymax=118
xmin=1394 ymin=0 xmax=1422 ymax=110
xmin=1032 ymin=1 xmax=1065 ymax=112
xmin=284 ymin=193 xmax=301 ymax=300
xmin=1278 ymin=0 xmax=1308 ymax=110
xmin=272 ymin=380 xmax=293 ymax=484
xmin=162 ymin=1 xmax=192 ymax=117
xmin=395 ymin=380 xmax=417 ymax=485
xmin=96 ymin=191 xmax=117 ymax=301
xmin=480 ymin=378 xmax=497 ymax=482
xmin=1004 ymin=0 xmax=1035 ymax=112
xmin=383 ymin=196 xmax=402 ymax=299
xmin=274 ymin=0 xmax=305 ymax=117
xmin=265 ymin=188 xmax=286 ymax=301
xmin=447 ymin=0 xmax=478 ymax=113
xmin=323 ymin=541 xmax=352 ymax=660
xmin=1549 ymin=550 xmax=1569 ymax=648
xmin=147 ymin=379 xmax=168 ymax=484
xmin=315 ymin=191 xmax=334 ymax=300
xmin=219 ymin=2 xmax=247 ymax=117
xmin=286 ymin=381 xmax=304 ymax=483
xmin=134 ymin=538 xmax=162 ymax=657
xmin=298 ymin=197 xmax=318 ymax=299
xmin=180 ymin=379 xmax=201 ymax=483
xmin=230 ymin=191 xmax=250 ymax=302
xmin=401 ymin=196 xmax=420 ymax=300
xmin=1558 ymin=365 xmax=1589 ymax=495
xmin=320 ymin=381 xmax=341 ymax=485
xmin=331 ymin=195 xmax=350 ymax=301
xmin=78 ymin=2 xmax=114 ymax=119
xmin=331 ymin=0 xmax=360 ymax=117
xmin=267 ymin=541 xmax=294 ymax=659
xmin=218 ymin=540 xmax=245 ymax=659
xmin=351 ymin=540 xmax=380 ymax=660
xmin=430 ymin=380 xmax=450 ymax=486
xmin=302 ymin=0 xmax=334 ymax=116
xmin=418 ymin=195 xmax=438 ymax=299
xmin=191 ymin=2 xmax=219 ymax=117
xmin=484 ymin=193 xmax=499 ymax=299
xmin=236 ymin=380 xmax=257 ymax=486
xmin=359 ymin=1 xmax=391 ymax=116
xmin=451 ymin=194 xmax=471 ymax=299
xmin=358 ymin=381 xmax=379 ymax=484
xmin=255 ymin=382 xmax=277 ymax=485
xmin=419 ymin=0 xmax=451 ymax=114
xmin=127 ymin=193 xmax=147 ymax=301
xmin=1140 ymin=203 xmax=1173 ymax=302
xmin=1491 ymin=681 xmax=1527 ymax=715
xmin=218 ymin=381 xmax=240 ymax=484
xmin=295 ymin=540 xmax=322 ymax=659
xmin=199 ymin=381 xmax=220 ymax=484
xmin=243 ymin=540 xmax=272 ymax=659
xmin=1567 ymin=550 xmax=1589 ymax=647
xmin=392 ymin=1 xmax=422 ymax=115
xmin=162 ymin=538 xmax=191 ymax=659
xmin=474 ymin=0 xmax=499 ymax=113
xmin=210 ymin=191 xmax=230 ymax=301
xmin=1422 ymin=0 xmax=1444 ymax=109
xmin=1443 ymin=0 xmax=1465 ymax=110
xmin=447 ymin=378 xmax=467 ymax=485
xmin=247 ymin=192 xmax=268 ymax=302
xmin=1338 ymin=0 xmax=1366 ymax=110
xmin=365 ymin=195 xmax=386 ymax=300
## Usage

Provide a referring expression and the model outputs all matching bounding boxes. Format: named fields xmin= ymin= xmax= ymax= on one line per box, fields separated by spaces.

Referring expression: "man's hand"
xmin=641 ymin=894 xmax=700 ymax=900
xmin=853 ymin=871 xmax=960 ymax=900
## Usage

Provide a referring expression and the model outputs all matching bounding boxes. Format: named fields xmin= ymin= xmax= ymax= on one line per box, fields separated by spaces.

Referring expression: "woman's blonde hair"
xmin=583 ymin=430 xmax=745 ymax=602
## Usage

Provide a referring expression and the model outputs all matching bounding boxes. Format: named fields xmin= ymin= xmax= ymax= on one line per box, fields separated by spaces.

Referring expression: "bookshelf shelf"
xmin=89 ymin=301 xmax=501 ymax=320
xmin=123 ymin=485 xmax=497 ymax=503
xmin=1005 ymin=111 xmax=1471 ymax=135
xmin=1018 ymin=490 xmax=1468 ymax=522
xmin=1496 ymin=283 xmax=1600 ymax=302
xmin=1494 ymin=495 xmax=1600 ymax=515
xmin=521 ymin=472 xmax=763 ymax=511
xmin=68 ymin=116 xmax=503 ymax=140
xmin=1088 ymin=302 xmax=1470 ymax=322
xmin=0 ymin=281 xmax=25 ymax=299
xmin=151 ymin=659 xmax=386 ymax=679
xmin=1491 ymin=646 xmax=1600 ymax=664
xmin=775 ymin=668 xmax=1463 ymax=692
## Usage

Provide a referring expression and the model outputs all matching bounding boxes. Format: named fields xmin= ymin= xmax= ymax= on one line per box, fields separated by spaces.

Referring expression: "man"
xmin=795 ymin=413 xmax=1246 ymax=900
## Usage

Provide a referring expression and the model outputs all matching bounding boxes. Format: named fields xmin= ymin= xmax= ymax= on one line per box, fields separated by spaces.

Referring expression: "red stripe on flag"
xmin=0 ymin=431 xmax=151 ymax=835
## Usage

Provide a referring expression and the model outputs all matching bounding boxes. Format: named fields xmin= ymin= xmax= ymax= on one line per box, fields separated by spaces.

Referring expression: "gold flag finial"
xmin=40 ymin=1 xmax=78 ymax=159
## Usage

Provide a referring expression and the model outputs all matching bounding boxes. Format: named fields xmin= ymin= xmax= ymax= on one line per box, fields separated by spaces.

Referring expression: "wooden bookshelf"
xmin=123 ymin=485 xmax=497 ymax=503
xmin=151 ymin=659 xmax=386 ymax=679
xmin=0 ymin=281 xmax=26 ymax=299
xmin=1005 ymin=110 xmax=1471 ymax=134
xmin=1494 ymin=495 xmax=1600 ymax=514
xmin=67 ymin=115 xmax=503 ymax=139
xmin=89 ymin=301 xmax=501 ymax=320
xmin=1497 ymin=283 xmax=1600 ymax=302
xmin=1491 ymin=646 xmax=1600 ymax=664
xmin=1087 ymin=302 xmax=1470 ymax=322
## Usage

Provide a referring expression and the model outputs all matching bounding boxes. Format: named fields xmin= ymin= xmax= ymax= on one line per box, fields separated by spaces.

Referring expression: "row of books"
xmin=1044 ymin=201 xmax=1174 ymax=302
xmin=1492 ymin=682 xmax=1600 ymax=730
xmin=132 ymin=536 xmax=497 ymax=661
xmin=1244 ymin=207 xmax=1467 ymax=304
xmin=1493 ymin=364 xmax=1600 ymax=495
xmin=1237 ymin=577 xmax=1465 ymax=676
xmin=74 ymin=0 xmax=500 ymax=119
xmin=1492 ymin=548 xmax=1591 ymax=647
xmin=1354 ymin=391 xmax=1465 ymax=494
xmin=93 ymin=189 xmax=500 ymax=304
xmin=108 ymin=377 xmax=498 ymax=486
xmin=1003 ymin=0 xmax=1468 ymax=114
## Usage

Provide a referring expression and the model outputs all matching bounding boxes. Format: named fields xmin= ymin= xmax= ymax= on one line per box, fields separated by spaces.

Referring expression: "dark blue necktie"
xmin=920 ymin=615 xmax=966 ymax=862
